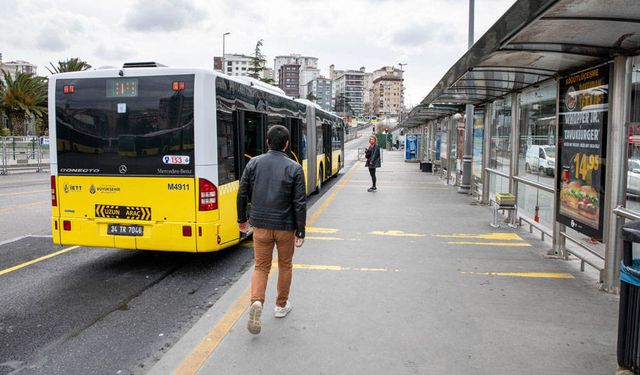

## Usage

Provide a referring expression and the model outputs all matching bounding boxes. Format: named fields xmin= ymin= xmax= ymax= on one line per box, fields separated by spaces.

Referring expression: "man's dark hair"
xmin=267 ymin=125 xmax=289 ymax=151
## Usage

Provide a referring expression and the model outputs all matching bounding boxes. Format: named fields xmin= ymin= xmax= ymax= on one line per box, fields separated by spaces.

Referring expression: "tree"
xmin=0 ymin=71 xmax=48 ymax=135
xmin=306 ymin=92 xmax=317 ymax=102
xmin=334 ymin=92 xmax=352 ymax=115
xmin=46 ymin=57 xmax=92 ymax=74
xmin=260 ymin=77 xmax=277 ymax=86
xmin=248 ymin=39 xmax=266 ymax=79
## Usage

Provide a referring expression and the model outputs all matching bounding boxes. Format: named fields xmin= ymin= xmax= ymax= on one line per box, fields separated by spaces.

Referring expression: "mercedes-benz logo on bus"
xmin=119 ymin=165 xmax=128 ymax=174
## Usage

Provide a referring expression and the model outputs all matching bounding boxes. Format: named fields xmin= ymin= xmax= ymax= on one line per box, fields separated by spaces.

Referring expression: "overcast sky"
xmin=1 ymin=0 xmax=516 ymax=107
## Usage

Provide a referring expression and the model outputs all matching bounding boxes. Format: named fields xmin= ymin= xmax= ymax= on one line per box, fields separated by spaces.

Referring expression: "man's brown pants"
xmin=251 ymin=228 xmax=295 ymax=308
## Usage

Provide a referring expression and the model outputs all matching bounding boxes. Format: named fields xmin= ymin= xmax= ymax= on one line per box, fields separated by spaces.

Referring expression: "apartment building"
xmin=274 ymin=54 xmax=318 ymax=82
xmin=221 ymin=54 xmax=253 ymax=77
xmin=333 ymin=67 xmax=366 ymax=116
xmin=307 ymin=77 xmax=333 ymax=111
xmin=278 ymin=63 xmax=301 ymax=98
xmin=0 ymin=54 xmax=37 ymax=78
xmin=371 ymin=66 xmax=405 ymax=116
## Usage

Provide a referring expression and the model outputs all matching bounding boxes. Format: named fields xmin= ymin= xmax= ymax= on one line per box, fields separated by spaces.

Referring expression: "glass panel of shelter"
xmin=489 ymin=96 xmax=512 ymax=199
xmin=517 ymin=81 xmax=557 ymax=185
xmin=627 ymin=55 xmax=640 ymax=213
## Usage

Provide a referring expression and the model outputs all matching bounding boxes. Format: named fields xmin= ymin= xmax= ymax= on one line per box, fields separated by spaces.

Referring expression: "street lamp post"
xmin=222 ymin=32 xmax=230 ymax=74
xmin=398 ymin=63 xmax=407 ymax=123
xmin=459 ymin=0 xmax=474 ymax=194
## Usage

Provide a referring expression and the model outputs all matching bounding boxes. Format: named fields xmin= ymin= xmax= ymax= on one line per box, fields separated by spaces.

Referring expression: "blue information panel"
xmin=405 ymin=134 xmax=419 ymax=161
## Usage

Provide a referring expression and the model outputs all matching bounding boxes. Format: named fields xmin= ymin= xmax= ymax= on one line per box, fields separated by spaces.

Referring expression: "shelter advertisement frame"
xmin=556 ymin=64 xmax=610 ymax=240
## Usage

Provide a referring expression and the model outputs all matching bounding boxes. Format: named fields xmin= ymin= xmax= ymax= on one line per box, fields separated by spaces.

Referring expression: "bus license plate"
xmin=108 ymin=224 xmax=143 ymax=236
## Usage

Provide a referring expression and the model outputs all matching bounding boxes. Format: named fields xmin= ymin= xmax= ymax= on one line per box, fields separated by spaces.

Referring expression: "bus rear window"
xmin=55 ymin=75 xmax=195 ymax=176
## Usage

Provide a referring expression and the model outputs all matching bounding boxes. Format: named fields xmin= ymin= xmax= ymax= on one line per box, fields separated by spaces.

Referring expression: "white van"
xmin=525 ymin=145 xmax=555 ymax=177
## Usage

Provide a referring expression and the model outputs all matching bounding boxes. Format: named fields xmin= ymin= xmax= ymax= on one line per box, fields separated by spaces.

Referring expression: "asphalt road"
xmin=0 ymin=134 xmax=369 ymax=375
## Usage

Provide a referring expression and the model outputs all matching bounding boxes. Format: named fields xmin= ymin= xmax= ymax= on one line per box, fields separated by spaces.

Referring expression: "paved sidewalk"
xmin=150 ymin=149 xmax=619 ymax=375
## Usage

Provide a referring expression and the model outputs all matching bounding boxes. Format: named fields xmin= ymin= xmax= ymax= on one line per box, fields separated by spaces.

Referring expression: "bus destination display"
xmin=107 ymin=78 xmax=138 ymax=98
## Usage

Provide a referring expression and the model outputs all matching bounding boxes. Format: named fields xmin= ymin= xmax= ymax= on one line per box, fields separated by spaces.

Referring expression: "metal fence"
xmin=345 ymin=124 xmax=371 ymax=143
xmin=1 ymin=136 xmax=50 ymax=175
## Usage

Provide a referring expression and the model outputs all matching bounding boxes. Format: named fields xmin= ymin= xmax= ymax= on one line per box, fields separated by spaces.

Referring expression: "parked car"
xmin=525 ymin=145 xmax=555 ymax=177
xmin=628 ymin=159 xmax=640 ymax=199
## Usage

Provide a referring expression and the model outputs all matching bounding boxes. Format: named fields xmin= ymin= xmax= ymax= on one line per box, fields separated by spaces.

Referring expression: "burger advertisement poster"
xmin=556 ymin=64 xmax=609 ymax=240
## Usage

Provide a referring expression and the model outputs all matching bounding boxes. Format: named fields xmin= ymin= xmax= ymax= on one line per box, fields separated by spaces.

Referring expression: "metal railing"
xmin=0 ymin=136 xmax=50 ymax=175
xmin=518 ymin=215 xmax=552 ymax=242
xmin=345 ymin=124 xmax=371 ymax=143
xmin=560 ymin=231 xmax=605 ymax=282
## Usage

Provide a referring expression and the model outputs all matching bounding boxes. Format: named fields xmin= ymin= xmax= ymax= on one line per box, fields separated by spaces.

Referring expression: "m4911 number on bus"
xmin=168 ymin=183 xmax=190 ymax=191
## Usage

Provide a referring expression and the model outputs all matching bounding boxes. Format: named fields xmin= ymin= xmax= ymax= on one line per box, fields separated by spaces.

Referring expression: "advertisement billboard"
xmin=556 ymin=64 xmax=609 ymax=239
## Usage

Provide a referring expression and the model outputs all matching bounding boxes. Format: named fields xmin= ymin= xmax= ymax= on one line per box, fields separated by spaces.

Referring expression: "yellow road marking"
xmin=448 ymin=241 xmax=531 ymax=247
xmin=306 ymin=227 xmax=339 ymax=234
xmin=0 ymin=246 xmax=79 ymax=277
xmin=460 ymin=271 xmax=574 ymax=279
xmin=173 ymin=288 xmax=251 ymax=375
xmin=174 ymin=161 xmax=362 ymax=374
xmin=0 ymin=200 xmax=49 ymax=213
xmin=370 ymin=230 xmax=426 ymax=237
xmin=305 ymin=236 xmax=343 ymax=241
xmin=433 ymin=233 xmax=523 ymax=241
xmin=0 ymin=189 xmax=49 ymax=197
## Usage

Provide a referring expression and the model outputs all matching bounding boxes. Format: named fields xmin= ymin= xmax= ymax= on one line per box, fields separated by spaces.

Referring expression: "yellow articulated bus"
xmin=49 ymin=62 xmax=344 ymax=252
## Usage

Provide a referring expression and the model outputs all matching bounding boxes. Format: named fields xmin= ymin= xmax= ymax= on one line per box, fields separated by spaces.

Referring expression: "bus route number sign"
xmin=163 ymin=155 xmax=190 ymax=165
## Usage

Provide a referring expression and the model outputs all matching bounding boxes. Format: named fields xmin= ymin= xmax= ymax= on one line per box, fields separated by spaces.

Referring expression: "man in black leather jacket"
xmin=237 ymin=125 xmax=306 ymax=335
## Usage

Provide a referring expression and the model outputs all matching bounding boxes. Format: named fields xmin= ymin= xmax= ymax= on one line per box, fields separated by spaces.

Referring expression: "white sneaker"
xmin=274 ymin=301 xmax=292 ymax=318
xmin=247 ymin=301 xmax=262 ymax=334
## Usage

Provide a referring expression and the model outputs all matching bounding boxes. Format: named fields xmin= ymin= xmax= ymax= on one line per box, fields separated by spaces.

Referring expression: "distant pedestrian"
xmin=237 ymin=125 xmax=306 ymax=335
xmin=365 ymin=135 xmax=381 ymax=192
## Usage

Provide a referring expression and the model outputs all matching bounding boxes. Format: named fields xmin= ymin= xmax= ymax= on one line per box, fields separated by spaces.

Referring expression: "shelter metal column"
xmin=603 ymin=56 xmax=632 ymax=293
xmin=509 ymin=93 xmax=521 ymax=224
xmin=481 ymin=103 xmax=492 ymax=204
xmin=459 ymin=0 xmax=474 ymax=194
xmin=552 ymin=79 xmax=566 ymax=257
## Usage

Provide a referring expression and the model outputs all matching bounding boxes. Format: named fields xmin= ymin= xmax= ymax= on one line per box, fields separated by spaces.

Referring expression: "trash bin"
xmin=420 ymin=161 xmax=432 ymax=172
xmin=618 ymin=221 xmax=640 ymax=373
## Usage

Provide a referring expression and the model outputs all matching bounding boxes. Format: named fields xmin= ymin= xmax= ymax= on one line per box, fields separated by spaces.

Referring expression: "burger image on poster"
xmin=560 ymin=180 xmax=599 ymax=223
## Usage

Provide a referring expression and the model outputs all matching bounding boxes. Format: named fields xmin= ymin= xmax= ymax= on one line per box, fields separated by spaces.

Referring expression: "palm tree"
xmin=0 ymin=71 xmax=48 ymax=135
xmin=46 ymin=57 xmax=92 ymax=74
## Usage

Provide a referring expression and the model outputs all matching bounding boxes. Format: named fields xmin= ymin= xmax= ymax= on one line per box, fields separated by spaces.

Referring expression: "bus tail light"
xmin=199 ymin=179 xmax=218 ymax=211
xmin=51 ymin=176 xmax=58 ymax=206
xmin=63 ymin=220 xmax=71 ymax=231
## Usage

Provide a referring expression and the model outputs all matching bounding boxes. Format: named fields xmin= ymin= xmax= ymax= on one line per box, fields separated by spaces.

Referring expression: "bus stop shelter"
xmin=402 ymin=0 xmax=640 ymax=292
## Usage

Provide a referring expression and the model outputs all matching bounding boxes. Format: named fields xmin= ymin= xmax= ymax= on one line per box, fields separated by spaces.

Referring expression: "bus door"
xmin=322 ymin=122 xmax=332 ymax=180
xmin=288 ymin=118 xmax=303 ymax=165
xmin=238 ymin=110 xmax=266 ymax=175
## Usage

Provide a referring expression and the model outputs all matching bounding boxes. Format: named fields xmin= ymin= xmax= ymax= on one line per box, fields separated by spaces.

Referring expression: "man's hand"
xmin=238 ymin=222 xmax=249 ymax=233
xmin=295 ymin=236 xmax=304 ymax=247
